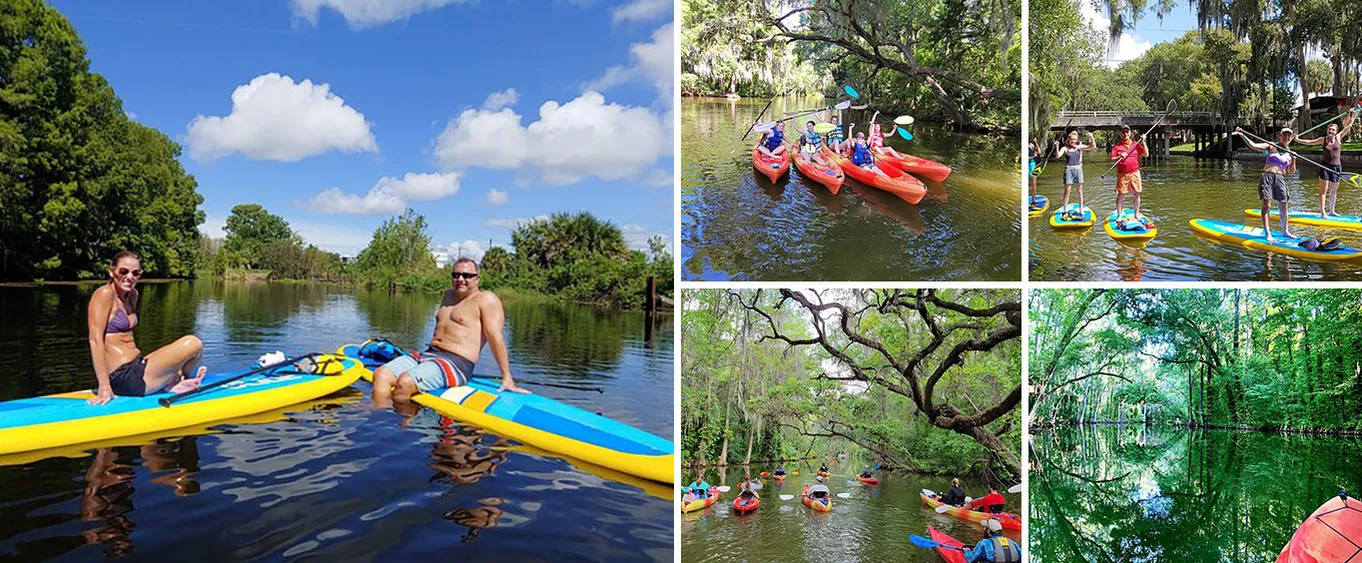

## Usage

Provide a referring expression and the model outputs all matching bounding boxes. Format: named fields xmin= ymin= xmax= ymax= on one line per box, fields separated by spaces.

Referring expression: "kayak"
xmin=817 ymin=470 xmax=830 ymax=477
xmin=1189 ymin=219 xmax=1362 ymax=261
xmin=928 ymin=526 xmax=968 ymax=563
xmin=1028 ymin=194 xmax=1050 ymax=218
xmin=340 ymin=342 xmax=674 ymax=483
xmin=1104 ymin=210 xmax=1157 ymax=243
xmin=774 ymin=474 xmax=786 ymax=482
xmin=1245 ymin=209 xmax=1362 ymax=231
xmin=752 ymin=144 xmax=791 ymax=182
xmin=682 ymin=486 xmax=720 ymax=513
xmin=760 ymin=471 xmax=770 ymax=477
xmin=857 ymin=476 xmax=879 ymax=485
xmin=732 ymin=491 xmax=760 ymax=514
xmin=1049 ymin=204 xmax=1096 ymax=229
xmin=802 ymin=486 xmax=832 ymax=512
xmin=823 ymin=147 xmax=927 ymax=204
xmin=870 ymin=147 xmax=952 ymax=182
xmin=792 ymin=150 xmax=845 ymax=194
xmin=0 ymin=354 xmax=363 ymax=456
xmin=920 ymin=489 xmax=1023 ymax=530
xmin=1277 ymin=494 xmax=1362 ymax=562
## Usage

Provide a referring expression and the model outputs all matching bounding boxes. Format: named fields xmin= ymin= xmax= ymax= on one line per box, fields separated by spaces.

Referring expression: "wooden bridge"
xmin=1046 ymin=111 xmax=1228 ymax=157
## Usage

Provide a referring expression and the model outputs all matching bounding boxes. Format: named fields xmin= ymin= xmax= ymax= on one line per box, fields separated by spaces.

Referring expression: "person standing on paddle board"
xmin=1109 ymin=125 xmax=1149 ymax=222
xmin=370 ymin=257 xmax=529 ymax=407
xmin=755 ymin=121 xmax=787 ymax=158
xmin=963 ymin=519 xmax=1022 ymax=562
xmin=86 ymin=251 xmax=207 ymax=405
xmin=1028 ymin=137 xmax=1041 ymax=206
xmin=1293 ymin=107 xmax=1358 ymax=217
xmin=1055 ymin=130 xmax=1096 ymax=216
xmin=1235 ymin=127 xmax=1299 ymax=241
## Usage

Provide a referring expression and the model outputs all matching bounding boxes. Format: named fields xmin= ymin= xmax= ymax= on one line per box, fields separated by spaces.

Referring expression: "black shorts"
xmin=109 ymin=355 xmax=148 ymax=396
xmin=1319 ymin=164 xmax=1343 ymax=183
xmin=1258 ymin=172 xmax=1289 ymax=202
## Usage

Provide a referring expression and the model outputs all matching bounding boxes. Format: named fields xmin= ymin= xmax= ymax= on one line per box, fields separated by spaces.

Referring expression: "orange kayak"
xmin=774 ymin=474 xmax=786 ymax=482
xmin=872 ymin=147 xmax=952 ymax=182
xmin=801 ymin=485 xmax=832 ymax=512
xmin=681 ymin=487 xmax=720 ymax=513
xmin=920 ymin=490 xmax=1022 ymax=530
xmin=791 ymin=150 xmax=844 ymax=194
xmin=752 ymin=144 xmax=790 ymax=182
xmin=1277 ymin=494 xmax=1362 ymax=562
xmin=824 ymin=147 xmax=926 ymax=204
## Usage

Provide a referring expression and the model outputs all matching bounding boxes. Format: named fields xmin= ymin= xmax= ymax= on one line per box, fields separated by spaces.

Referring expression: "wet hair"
xmin=110 ymin=250 xmax=140 ymax=268
xmin=452 ymin=257 xmax=480 ymax=272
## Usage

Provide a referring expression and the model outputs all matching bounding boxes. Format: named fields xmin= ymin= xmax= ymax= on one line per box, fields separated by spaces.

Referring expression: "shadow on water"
xmin=681 ymin=97 xmax=1021 ymax=281
xmin=1029 ymin=425 xmax=1362 ymax=562
xmin=0 ymin=281 xmax=673 ymax=560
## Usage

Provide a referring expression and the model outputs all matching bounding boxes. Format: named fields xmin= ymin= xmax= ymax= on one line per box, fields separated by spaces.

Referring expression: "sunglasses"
xmin=116 ymin=267 xmax=143 ymax=278
xmin=451 ymin=272 xmax=479 ymax=280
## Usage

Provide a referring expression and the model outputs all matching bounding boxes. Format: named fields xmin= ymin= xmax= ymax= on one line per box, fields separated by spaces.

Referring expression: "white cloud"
xmin=1080 ymin=3 xmax=1151 ymax=68
xmin=291 ymin=0 xmax=469 ymax=29
xmin=434 ymin=91 xmax=668 ymax=185
xmin=612 ymin=0 xmax=669 ymax=24
xmin=585 ymin=23 xmax=673 ymax=100
xmin=199 ymin=214 xmax=226 ymax=239
xmin=620 ymin=223 xmax=665 ymax=251
xmin=483 ymin=216 xmax=549 ymax=229
xmin=445 ymin=240 xmax=488 ymax=262
xmin=125 ymin=111 xmax=137 ymax=121
xmin=486 ymin=188 xmax=509 ymax=205
xmin=309 ymin=172 xmax=461 ymax=215
xmin=186 ymin=73 xmax=377 ymax=162
xmin=292 ymin=220 xmax=375 ymax=254
xmin=483 ymin=89 xmax=519 ymax=110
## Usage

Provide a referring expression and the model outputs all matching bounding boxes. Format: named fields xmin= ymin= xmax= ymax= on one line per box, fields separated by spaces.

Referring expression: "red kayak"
xmin=823 ymin=147 xmax=926 ymax=204
xmin=928 ymin=526 xmax=967 ymax=563
xmin=1277 ymin=494 xmax=1362 ymax=562
xmin=752 ymin=144 xmax=791 ymax=182
xmin=872 ymin=147 xmax=952 ymax=182
xmin=792 ymin=150 xmax=844 ymax=194
xmin=774 ymin=474 xmax=786 ymax=482
xmin=856 ymin=476 xmax=879 ymax=485
xmin=732 ymin=492 xmax=760 ymax=514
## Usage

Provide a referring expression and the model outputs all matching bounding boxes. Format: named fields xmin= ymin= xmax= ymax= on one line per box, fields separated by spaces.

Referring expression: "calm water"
xmin=680 ymin=97 xmax=1022 ymax=281
xmin=1029 ymin=156 xmax=1362 ymax=280
xmin=1029 ymin=425 xmax=1362 ymax=562
xmin=0 ymin=281 xmax=673 ymax=561
xmin=680 ymin=461 xmax=1021 ymax=562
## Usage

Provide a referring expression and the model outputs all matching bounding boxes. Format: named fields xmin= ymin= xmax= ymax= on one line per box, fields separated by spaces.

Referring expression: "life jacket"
xmin=803 ymin=131 xmax=823 ymax=149
xmin=828 ymin=124 xmax=844 ymax=140
xmin=984 ymin=536 xmax=1021 ymax=562
xmin=764 ymin=130 xmax=784 ymax=151
xmin=850 ymin=142 xmax=873 ymax=166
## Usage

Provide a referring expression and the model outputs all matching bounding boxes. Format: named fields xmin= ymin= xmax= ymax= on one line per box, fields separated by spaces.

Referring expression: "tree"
xmin=482 ymin=246 xmax=512 ymax=271
xmin=222 ymin=204 xmax=293 ymax=269
xmin=353 ymin=209 xmax=438 ymax=285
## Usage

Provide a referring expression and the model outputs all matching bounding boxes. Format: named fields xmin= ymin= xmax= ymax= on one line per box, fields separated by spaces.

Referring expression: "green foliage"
xmin=222 ymin=204 xmax=294 ymax=269
xmin=0 ymin=0 xmax=203 ymax=280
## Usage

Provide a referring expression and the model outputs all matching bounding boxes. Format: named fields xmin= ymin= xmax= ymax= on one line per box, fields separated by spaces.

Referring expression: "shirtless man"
xmin=370 ymin=257 xmax=529 ymax=406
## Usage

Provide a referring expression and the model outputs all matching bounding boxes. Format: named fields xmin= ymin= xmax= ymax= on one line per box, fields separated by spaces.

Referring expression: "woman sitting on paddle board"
xmin=755 ymin=121 xmax=787 ymax=158
xmin=1293 ymin=108 xmax=1358 ymax=217
xmin=86 ymin=251 xmax=207 ymax=405
xmin=1235 ymin=127 xmax=1299 ymax=242
xmin=1055 ymin=130 xmax=1096 ymax=217
xmin=789 ymin=120 xmax=831 ymax=166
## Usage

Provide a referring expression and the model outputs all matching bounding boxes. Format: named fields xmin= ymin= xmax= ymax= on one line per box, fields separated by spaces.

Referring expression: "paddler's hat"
xmin=983 ymin=518 xmax=1003 ymax=533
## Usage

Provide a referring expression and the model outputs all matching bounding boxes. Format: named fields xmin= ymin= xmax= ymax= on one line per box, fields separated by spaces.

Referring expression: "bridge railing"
xmin=1053 ymin=111 xmax=1218 ymax=119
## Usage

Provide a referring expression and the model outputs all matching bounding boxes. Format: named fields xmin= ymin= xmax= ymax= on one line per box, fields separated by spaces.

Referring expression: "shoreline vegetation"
xmin=0 ymin=3 xmax=670 ymax=311
xmin=681 ymin=0 xmax=1021 ymax=132
xmin=1032 ymin=420 xmax=1362 ymax=437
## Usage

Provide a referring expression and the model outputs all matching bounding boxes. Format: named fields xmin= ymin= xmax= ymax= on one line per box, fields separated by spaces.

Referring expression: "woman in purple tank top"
xmin=86 ymin=251 xmax=208 ymax=405
xmin=1234 ymin=127 xmax=1299 ymax=242
xmin=1295 ymin=107 xmax=1358 ymax=217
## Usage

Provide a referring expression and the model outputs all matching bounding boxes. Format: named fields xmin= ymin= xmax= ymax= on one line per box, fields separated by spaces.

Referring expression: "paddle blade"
xmin=872 ymin=464 xmax=882 ymax=470
xmin=834 ymin=100 xmax=852 ymax=110
xmin=779 ymin=495 xmax=796 ymax=501
xmin=751 ymin=121 xmax=775 ymax=133
xmin=894 ymin=115 xmax=915 ymax=125
xmin=922 ymin=488 xmax=938 ymax=497
xmin=813 ymin=122 xmax=835 ymax=134
xmin=1008 ymin=484 xmax=1024 ymax=494
xmin=897 ymin=128 xmax=914 ymax=141
xmin=792 ymin=471 xmax=800 ymax=475
xmin=1166 ymin=99 xmax=1177 ymax=113
xmin=716 ymin=486 xmax=731 ymax=493
xmin=836 ymin=492 xmax=852 ymax=498
xmin=844 ymin=85 xmax=861 ymax=99
xmin=850 ymin=104 xmax=869 ymax=110
xmin=935 ymin=503 xmax=954 ymax=513
xmin=908 ymin=534 xmax=941 ymax=549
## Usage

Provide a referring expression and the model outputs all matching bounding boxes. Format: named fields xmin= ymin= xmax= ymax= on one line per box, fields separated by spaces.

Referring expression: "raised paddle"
xmin=1296 ymin=103 xmax=1361 ymax=138
xmin=742 ymin=90 xmax=789 ymax=142
xmin=1101 ymin=99 xmax=1177 ymax=179
xmin=1236 ymin=127 xmax=1362 ymax=186
xmin=755 ymin=100 xmax=852 ymax=133
xmin=844 ymin=85 xmax=914 ymax=141
xmin=160 ymin=352 xmax=327 ymax=407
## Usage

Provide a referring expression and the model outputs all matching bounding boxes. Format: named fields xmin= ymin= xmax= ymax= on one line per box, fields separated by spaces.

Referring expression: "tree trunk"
xmin=717 ymin=395 xmax=731 ymax=466
xmin=743 ymin=421 xmax=756 ymax=465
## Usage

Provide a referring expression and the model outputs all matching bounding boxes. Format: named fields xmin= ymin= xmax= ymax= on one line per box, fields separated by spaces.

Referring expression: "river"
xmin=1029 ymin=155 xmax=1362 ymax=280
xmin=681 ymin=97 xmax=1022 ymax=281
xmin=679 ymin=461 xmax=1021 ymax=562
xmin=0 ymin=281 xmax=673 ymax=560
xmin=1029 ymin=425 xmax=1362 ymax=562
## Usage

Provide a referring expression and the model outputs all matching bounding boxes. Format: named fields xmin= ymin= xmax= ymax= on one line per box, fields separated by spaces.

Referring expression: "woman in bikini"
xmin=86 ymin=251 xmax=207 ymax=405
xmin=1234 ymin=127 xmax=1298 ymax=241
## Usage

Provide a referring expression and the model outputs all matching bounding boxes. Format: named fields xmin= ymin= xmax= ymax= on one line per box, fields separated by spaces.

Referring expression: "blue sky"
xmin=52 ymin=0 xmax=674 ymax=261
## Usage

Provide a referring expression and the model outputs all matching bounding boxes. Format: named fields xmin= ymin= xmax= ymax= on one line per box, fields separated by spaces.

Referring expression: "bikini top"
xmin=1265 ymin=151 xmax=1292 ymax=169
xmin=106 ymin=302 xmax=135 ymax=334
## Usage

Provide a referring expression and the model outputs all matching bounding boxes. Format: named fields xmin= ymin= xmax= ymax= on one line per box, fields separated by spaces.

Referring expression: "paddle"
xmin=755 ymin=100 xmax=852 ymax=134
xmin=782 ymin=101 xmax=865 ymax=116
xmin=908 ymin=534 xmax=974 ymax=552
xmin=1236 ymin=127 xmax=1362 ymax=186
xmin=1035 ymin=111 xmax=1079 ymax=178
xmin=159 ymin=352 xmax=326 ymax=407
xmin=1102 ymin=99 xmax=1177 ymax=179
xmin=844 ymin=85 xmax=915 ymax=141
xmin=359 ymin=338 xmax=605 ymax=393
xmin=778 ymin=492 xmax=853 ymax=500
xmin=932 ymin=484 xmax=1024 ymax=512
xmin=742 ymin=91 xmax=788 ymax=142
xmin=1296 ymin=102 xmax=1361 ymax=138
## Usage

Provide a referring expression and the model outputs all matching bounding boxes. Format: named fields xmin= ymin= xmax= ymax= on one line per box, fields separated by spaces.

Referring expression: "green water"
xmin=1029 ymin=156 xmax=1362 ymax=280
xmin=681 ymin=97 xmax=1022 ymax=281
xmin=1029 ymin=425 xmax=1362 ymax=562
xmin=680 ymin=461 xmax=1021 ymax=562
